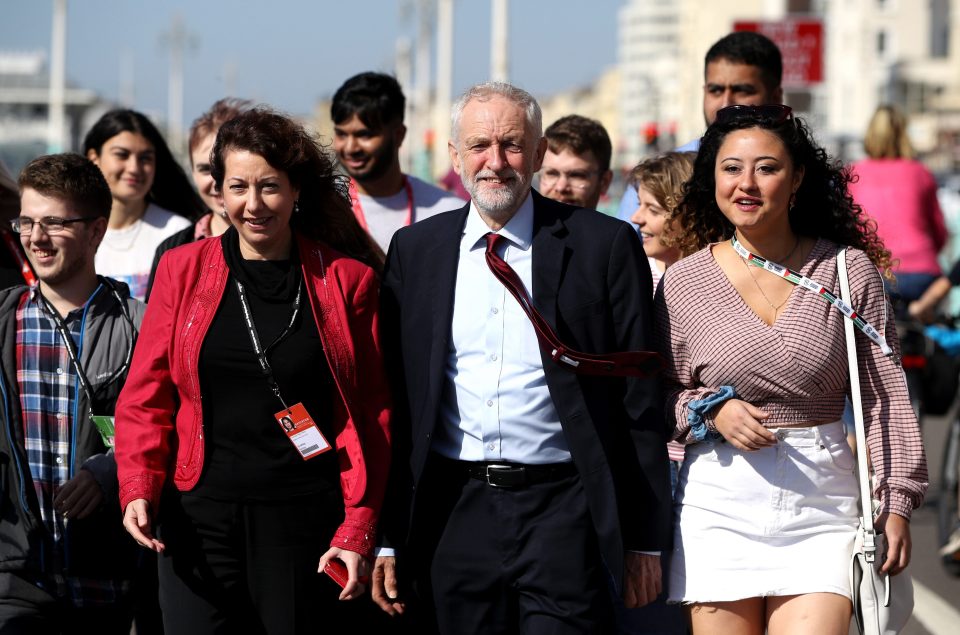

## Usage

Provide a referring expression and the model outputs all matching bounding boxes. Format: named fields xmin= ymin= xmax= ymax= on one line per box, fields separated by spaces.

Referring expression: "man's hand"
xmin=876 ymin=512 xmax=912 ymax=576
xmin=623 ymin=552 xmax=661 ymax=609
xmin=122 ymin=499 xmax=165 ymax=552
xmin=371 ymin=555 xmax=406 ymax=616
xmin=53 ymin=468 xmax=102 ymax=520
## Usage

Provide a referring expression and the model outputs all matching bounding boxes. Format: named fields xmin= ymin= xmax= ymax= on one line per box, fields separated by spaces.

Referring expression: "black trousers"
xmin=409 ymin=456 xmax=614 ymax=635
xmin=156 ymin=489 xmax=386 ymax=635
xmin=0 ymin=572 xmax=132 ymax=635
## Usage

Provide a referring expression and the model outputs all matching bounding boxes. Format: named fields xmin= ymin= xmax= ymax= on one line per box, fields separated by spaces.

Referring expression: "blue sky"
xmin=3 ymin=0 xmax=624 ymax=124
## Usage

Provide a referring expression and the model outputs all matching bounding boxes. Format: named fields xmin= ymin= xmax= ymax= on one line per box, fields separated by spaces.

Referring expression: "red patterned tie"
xmin=484 ymin=233 xmax=662 ymax=378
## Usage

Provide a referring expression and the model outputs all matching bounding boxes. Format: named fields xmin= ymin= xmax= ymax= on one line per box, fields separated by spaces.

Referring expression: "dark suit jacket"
xmin=379 ymin=190 xmax=672 ymax=590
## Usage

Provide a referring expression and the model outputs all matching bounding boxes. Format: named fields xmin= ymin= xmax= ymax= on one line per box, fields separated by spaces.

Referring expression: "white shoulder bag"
xmin=838 ymin=248 xmax=915 ymax=635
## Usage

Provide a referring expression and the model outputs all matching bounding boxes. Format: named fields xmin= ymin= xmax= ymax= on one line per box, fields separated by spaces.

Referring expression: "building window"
xmin=876 ymin=30 xmax=887 ymax=55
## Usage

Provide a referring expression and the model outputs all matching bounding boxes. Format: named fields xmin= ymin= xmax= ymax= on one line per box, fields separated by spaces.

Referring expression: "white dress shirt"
xmin=431 ymin=193 xmax=572 ymax=464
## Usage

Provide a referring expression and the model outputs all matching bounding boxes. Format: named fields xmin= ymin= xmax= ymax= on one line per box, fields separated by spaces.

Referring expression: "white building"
xmin=0 ymin=51 xmax=100 ymax=173
xmin=617 ymin=0 xmax=960 ymax=168
xmin=617 ymin=0 xmax=682 ymax=164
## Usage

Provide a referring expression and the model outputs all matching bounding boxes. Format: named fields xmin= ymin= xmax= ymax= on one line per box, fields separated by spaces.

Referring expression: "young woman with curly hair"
xmin=655 ymin=105 xmax=927 ymax=635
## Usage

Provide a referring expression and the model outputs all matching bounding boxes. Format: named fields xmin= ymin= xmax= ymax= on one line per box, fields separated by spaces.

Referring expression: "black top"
xmin=189 ymin=227 xmax=338 ymax=501
xmin=0 ymin=228 xmax=27 ymax=291
xmin=947 ymin=258 xmax=960 ymax=287
xmin=145 ymin=221 xmax=198 ymax=302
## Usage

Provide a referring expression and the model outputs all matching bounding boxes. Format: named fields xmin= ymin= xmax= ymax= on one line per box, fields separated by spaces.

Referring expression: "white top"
xmin=357 ymin=175 xmax=465 ymax=252
xmin=432 ymin=192 xmax=571 ymax=464
xmin=95 ymin=203 xmax=191 ymax=301
xmin=648 ymin=256 xmax=665 ymax=296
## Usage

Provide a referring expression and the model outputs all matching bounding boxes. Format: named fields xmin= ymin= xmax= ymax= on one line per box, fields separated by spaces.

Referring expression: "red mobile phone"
xmin=324 ymin=559 xmax=349 ymax=588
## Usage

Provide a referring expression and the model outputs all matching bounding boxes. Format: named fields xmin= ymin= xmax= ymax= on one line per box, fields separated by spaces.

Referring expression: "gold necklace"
xmin=739 ymin=237 xmax=801 ymax=318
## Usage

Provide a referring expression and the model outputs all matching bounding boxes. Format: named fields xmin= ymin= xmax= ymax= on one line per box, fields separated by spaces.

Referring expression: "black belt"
xmin=439 ymin=457 xmax=578 ymax=488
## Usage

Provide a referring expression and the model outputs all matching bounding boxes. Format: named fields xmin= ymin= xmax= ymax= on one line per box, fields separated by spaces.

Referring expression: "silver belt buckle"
xmin=485 ymin=464 xmax=520 ymax=487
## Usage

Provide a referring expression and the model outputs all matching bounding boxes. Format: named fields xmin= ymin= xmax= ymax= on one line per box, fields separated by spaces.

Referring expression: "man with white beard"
xmin=373 ymin=81 xmax=671 ymax=634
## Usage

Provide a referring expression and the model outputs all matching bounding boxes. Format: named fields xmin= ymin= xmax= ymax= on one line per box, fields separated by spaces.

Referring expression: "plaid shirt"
xmin=15 ymin=286 xmax=126 ymax=607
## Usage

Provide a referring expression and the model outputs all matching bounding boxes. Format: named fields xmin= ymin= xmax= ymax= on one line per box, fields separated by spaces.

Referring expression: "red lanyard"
xmin=1 ymin=229 xmax=38 ymax=287
xmin=348 ymin=177 xmax=414 ymax=232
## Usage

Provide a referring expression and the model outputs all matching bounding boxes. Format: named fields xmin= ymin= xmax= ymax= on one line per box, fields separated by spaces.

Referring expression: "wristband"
xmin=687 ymin=385 xmax=736 ymax=442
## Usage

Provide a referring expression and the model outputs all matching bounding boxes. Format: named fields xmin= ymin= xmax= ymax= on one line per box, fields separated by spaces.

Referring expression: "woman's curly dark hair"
xmin=672 ymin=112 xmax=891 ymax=276
xmin=210 ymin=107 xmax=384 ymax=271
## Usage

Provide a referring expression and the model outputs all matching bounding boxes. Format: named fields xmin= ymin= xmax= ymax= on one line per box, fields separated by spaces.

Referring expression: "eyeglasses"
xmin=714 ymin=104 xmax=794 ymax=126
xmin=10 ymin=216 xmax=98 ymax=234
xmin=539 ymin=169 xmax=599 ymax=191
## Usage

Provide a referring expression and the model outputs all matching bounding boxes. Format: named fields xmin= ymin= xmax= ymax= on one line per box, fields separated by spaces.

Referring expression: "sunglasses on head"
xmin=714 ymin=104 xmax=794 ymax=126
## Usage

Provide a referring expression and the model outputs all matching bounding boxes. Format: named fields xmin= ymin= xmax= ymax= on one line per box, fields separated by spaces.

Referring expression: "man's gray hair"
xmin=451 ymin=81 xmax=542 ymax=143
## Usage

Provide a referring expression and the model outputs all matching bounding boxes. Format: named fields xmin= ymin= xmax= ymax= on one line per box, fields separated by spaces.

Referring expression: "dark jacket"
xmin=0 ymin=277 xmax=144 ymax=579
xmin=380 ymin=191 xmax=672 ymax=591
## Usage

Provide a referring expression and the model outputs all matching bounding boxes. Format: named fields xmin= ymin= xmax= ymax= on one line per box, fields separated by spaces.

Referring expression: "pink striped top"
xmin=654 ymin=238 xmax=928 ymax=519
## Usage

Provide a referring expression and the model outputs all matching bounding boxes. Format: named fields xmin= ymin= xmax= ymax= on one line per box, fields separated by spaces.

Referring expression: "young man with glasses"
xmin=539 ymin=114 xmax=613 ymax=210
xmin=0 ymin=153 xmax=144 ymax=632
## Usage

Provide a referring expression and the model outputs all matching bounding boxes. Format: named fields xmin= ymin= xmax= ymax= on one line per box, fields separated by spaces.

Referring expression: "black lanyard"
xmin=37 ymin=283 xmax=135 ymax=418
xmin=234 ymin=277 xmax=302 ymax=409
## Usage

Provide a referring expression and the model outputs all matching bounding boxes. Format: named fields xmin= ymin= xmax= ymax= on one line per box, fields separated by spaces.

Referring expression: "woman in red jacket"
xmin=114 ymin=108 xmax=391 ymax=634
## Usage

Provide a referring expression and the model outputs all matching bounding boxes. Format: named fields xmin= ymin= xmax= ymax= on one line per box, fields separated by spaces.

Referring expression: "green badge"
xmin=90 ymin=415 xmax=115 ymax=448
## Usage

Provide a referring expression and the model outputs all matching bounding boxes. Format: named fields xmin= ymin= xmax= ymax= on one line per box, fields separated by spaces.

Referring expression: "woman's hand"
xmin=122 ymin=499 xmax=165 ymax=552
xmin=318 ymin=547 xmax=371 ymax=601
xmin=713 ymin=399 xmax=776 ymax=451
xmin=876 ymin=512 xmax=912 ymax=575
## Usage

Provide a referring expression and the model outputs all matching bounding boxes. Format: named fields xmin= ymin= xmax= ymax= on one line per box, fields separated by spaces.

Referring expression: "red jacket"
xmin=115 ymin=234 xmax=392 ymax=558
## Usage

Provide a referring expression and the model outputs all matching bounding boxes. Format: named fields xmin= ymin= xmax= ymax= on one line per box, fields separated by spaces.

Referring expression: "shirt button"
xmin=487 ymin=443 xmax=495 ymax=450
xmin=57 ymin=413 xmax=64 ymax=421
xmin=56 ymin=368 xmax=63 ymax=375
xmin=491 ymin=307 xmax=499 ymax=314
xmin=486 ymin=399 xmax=493 ymax=407
xmin=55 ymin=456 xmax=63 ymax=465
xmin=491 ymin=354 xmax=498 ymax=361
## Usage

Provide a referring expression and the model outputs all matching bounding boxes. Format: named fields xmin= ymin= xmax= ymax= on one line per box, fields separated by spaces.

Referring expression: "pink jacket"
xmin=850 ymin=158 xmax=946 ymax=275
xmin=115 ymin=235 xmax=392 ymax=558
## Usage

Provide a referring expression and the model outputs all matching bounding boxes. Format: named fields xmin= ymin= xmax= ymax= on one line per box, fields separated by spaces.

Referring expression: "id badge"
xmin=274 ymin=403 xmax=331 ymax=460
xmin=90 ymin=415 xmax=116 ymax=448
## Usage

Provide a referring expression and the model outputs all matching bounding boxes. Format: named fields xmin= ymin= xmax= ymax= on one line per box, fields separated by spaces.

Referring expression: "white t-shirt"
xmin=95 ymin=203 xmax=192 ymax=301
xmin=648 ymin=256 xmax=665 ymax=296
xmin=355 ymin=175 xmax=465 ymax=251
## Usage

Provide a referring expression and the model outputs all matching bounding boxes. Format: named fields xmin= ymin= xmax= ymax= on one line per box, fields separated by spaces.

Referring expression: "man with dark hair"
xmin=0 ymin=153 xmax=144 ymax=632
xmin=332 ymin=72 xmax=464 ymax=251
xmin=697 ymin=31 xmax=783 ymax=143
xmin=539 ymin=115 xmax=613 ymax=210
xmin=619 ymin=30 xmax=783 ymax=219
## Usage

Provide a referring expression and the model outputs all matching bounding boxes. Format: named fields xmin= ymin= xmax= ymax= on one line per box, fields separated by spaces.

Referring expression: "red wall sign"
xmin=735 ymin=19 xmax=824 ymax=87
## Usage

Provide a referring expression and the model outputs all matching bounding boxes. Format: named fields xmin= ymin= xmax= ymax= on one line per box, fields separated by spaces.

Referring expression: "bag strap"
xmin=838 ymin=248 xmax=879 ymax=552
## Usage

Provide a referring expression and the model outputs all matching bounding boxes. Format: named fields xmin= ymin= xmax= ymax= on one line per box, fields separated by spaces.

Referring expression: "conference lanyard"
xmin=37 ymin=285 xmax=135 ymax=418
xmin=234 ymin=278 xmax=302 ymax=409
xmin=731 ymin=234 xmax=893 ymax=356
xmin=2 ymin=229 xmax=38 ymax=287
xmin=348 ymin=177 xmax=414 ymax=232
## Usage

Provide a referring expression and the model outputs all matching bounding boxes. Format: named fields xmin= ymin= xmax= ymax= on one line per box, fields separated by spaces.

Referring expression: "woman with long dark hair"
xmin=114 ymin=108 xmax=389 ymax=633
xmin=656 ymin=105 xmax=927 ymax=634
xmin=84 ymin=109 xmax=205 ymax=300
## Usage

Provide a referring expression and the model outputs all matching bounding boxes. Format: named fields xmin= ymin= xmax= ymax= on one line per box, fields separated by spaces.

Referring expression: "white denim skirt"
xmin=668 ymin=421 xmax=859 ymax=603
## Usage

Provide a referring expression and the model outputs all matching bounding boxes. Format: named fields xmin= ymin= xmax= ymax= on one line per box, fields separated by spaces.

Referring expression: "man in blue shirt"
xmin=619 ymin=31 xmax=784 ymax=221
